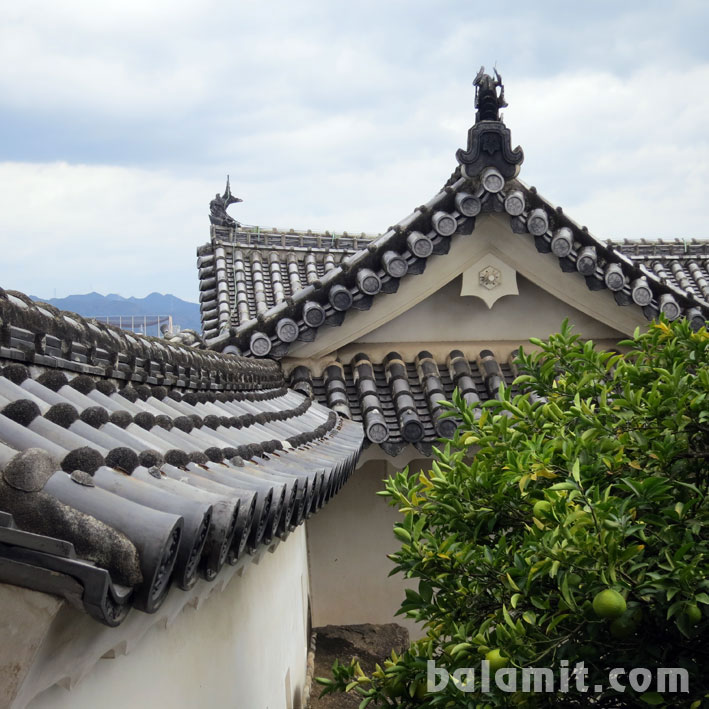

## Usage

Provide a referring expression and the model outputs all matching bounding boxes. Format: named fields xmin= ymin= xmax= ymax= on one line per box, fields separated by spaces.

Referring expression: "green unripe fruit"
xmin=684 ymin=604 xmax=702 ymax=625
xmin=593 ymin=589 xmax=627 ymax=619
xmin=485 ymin=649 xmax=508 ymax=672
xmin=533 ymin=500 xmax=552 ymax=519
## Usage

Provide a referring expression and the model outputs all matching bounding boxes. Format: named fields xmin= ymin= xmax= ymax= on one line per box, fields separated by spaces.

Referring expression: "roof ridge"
xmin=197 ymin=80 xmax=708 ymax=356
xmin=211 ymin=224 xmax=379 ymax=252
xmin=0 ymin=286 xmax=283 ymax=391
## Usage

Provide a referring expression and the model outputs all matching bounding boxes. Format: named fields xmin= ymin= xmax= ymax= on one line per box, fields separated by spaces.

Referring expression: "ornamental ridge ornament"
xmin=456 ymin=66 xmax=524 ymax=180
xmin=209 ymin=175 xmax=243 ymax=227
xmin=474 ymin=66 xmax=507 ymax=122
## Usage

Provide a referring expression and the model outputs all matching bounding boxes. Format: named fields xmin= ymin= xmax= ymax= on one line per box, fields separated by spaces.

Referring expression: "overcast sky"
xmin=1 ymin=0 xmax=707 ymax=302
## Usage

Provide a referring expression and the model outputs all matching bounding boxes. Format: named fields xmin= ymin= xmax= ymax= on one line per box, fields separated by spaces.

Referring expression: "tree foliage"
xmin=317 ymin=319 xmax=709 ymax=707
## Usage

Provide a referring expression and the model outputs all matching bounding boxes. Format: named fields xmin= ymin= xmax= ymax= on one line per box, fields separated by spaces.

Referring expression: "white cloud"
xmin=509 ymin=65 xmax=709 ymax=238
xmin=0 ymin=163 xmax=208 ymax=300
xmin=0 ymin=1 xmax=707 ymax=304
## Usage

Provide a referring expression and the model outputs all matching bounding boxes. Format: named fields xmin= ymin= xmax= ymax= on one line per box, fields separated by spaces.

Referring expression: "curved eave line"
xmin=513 ymin=181 xmax=709 ymax=318
xmin=208 ymin=176 xmax=468 ymax=355
xmin=205 ymin=164 xmax=708 ymax=356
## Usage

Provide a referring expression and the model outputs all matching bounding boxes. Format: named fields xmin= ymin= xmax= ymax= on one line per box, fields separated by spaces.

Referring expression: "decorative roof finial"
xmin=456 ymin=66 xmax=523 ymax=180
xmin=209 ymin=176 xmax=243 ymax=227
xmin=473 ymin=66 xmax=507 ymax=122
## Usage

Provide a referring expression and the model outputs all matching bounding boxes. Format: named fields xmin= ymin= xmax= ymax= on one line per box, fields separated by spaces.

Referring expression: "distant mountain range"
xmin=30 ymin=292 xmax=202 ymax=334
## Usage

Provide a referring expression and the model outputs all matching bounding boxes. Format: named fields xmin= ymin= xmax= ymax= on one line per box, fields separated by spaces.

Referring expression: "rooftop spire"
xmin=209 ymin=176 xmax=243 ymax=228
xmin=473 ymin=66 xmax=508 ymax=123
xmin=456 ymin=66 xmax=523 ymax=180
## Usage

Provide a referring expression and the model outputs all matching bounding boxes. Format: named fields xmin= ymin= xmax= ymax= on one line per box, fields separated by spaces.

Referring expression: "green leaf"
xmin=393 ymin=527 xmax=411 ymax=543
xmin=502 ymin=604 xmax=516 ymax=630
xmin=522 ymin=610 xmax=537 ymax=625
xmin=450 ymin=642 xmax=472 ymax=656
xmin=639 ymin=692 xmax=665 ymax=705
xmin=560 ymin=572 xmax=576 ymax=609
xmin=546 ymin=613 xmax=569 ymax=634
xmin=570 ymin=459 xmax=581 ymax=484
xmin=419 ymin=581 xmax=433 ymax=604
xmin=548 ymin=482 xmax=578 ymax=491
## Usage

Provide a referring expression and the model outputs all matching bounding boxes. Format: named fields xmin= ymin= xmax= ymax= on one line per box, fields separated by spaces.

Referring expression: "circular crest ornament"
xmin=479 ymin=265 xmax=501 ymax=290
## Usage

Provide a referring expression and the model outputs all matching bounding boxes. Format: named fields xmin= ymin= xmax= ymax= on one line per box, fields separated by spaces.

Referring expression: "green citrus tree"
xmin=317 ymin=318 xmax=709 ymax=707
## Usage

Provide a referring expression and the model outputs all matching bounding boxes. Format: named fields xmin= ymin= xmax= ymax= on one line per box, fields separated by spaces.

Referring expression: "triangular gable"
xmin=198 ymin=70 xmax=708 ymax=358
xmin=277 ymin=211 xmax=641 ymax=360
xmin=357 ymin=273 xmax=625 ymax=350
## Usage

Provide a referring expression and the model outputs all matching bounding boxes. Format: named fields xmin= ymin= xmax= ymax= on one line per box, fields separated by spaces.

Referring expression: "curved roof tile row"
xmin=0 ymin=284 xmax=364 ymax=626
xmin=497 ymin=180 xmax=708 ymax=324
xmin=288 ymin=349 xmax=518 ymax=457
xmin=1 ymin=287 xmax=281 ymax=390
xmin=198 ymin=172 xmax=708 ymax=356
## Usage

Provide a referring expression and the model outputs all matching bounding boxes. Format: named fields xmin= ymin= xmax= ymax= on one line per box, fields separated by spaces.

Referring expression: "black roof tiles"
xmin=0 ymin=285 xmax=364 ymax=626
xmin=198 ymin=115 xmax=709 ymax=356
xmin=290 ymin=349 xmax=519 ymax=457
xmin=199 ymin=196 xmax=709 ymax=356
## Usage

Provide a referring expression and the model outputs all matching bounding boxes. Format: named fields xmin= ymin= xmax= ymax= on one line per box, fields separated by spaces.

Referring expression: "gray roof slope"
xmin=197 ymin=89 xmax=709 ymax=356
xmin=0 ymin=286 xmax=363 ymax=625
xmin=289 ymin=349 xmax=519 ymax=457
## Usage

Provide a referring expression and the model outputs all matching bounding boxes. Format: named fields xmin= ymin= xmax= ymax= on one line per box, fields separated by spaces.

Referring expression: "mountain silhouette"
xmin=30 ymin=292 xmax=202 ymax=334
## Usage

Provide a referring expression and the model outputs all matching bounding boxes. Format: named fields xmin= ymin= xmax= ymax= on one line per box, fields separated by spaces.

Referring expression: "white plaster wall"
xmin=27 ymin=525 xmax=310 ymax=709
xmin=0 ymin=585 xmax=63 ymax=707
xmin=360 ymin=275 xmax=624 ymax=344
xmin=307 ymin=457 xmax=431 ymax=641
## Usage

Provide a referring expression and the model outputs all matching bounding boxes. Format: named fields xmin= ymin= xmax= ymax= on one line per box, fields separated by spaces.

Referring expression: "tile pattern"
xmin=605 ymin=239 xmax=709 ymax=304
xmin=0 ymin=287 xmax=363 ymax=626
xmin=497 ymin=181 xmax=709 ymax=327
xmin=289 ymin=349 xmax=517 ymax=457
xmin=197 ymin=207 xmax=456 ymax=355
xmin=196 ymin=230 xmax=374 ymax=338
xmin=198 ymin=209 xmax=708 ymax=358
xmin=1 ymin=287 xmax=281 ymax=389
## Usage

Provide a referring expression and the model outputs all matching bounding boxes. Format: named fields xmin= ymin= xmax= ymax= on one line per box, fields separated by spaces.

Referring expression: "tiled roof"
xmin=198 ymin=204 xmax=709 ymax=358
xmin=197 ymin=104 xmax=709 ymax=357
xmin=197 ymin=215 xmax=450 ymax=356
xmin=0 ymin=286 xmax=363 ymax=626
xmin=606 ymin=239 xmax=709 ymax=302
xmin=288 ymin=349 xmax=520 ymax=457
xmin=1 ymin=287 xmax=282 ymax=387
xmin=498 ymin=183 xmax=709 ymax=322
xmin=196 ymin=228 xmax=377 ymax=348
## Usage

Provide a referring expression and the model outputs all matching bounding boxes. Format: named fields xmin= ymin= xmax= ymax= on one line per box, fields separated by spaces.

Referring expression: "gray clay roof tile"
xmin=290 ymin=349 xmax=522 ymax=457
xmin=197 ymin=98 xmax=709 ymax=356
xmin=0 ymin=285 xmax=363 ymax=626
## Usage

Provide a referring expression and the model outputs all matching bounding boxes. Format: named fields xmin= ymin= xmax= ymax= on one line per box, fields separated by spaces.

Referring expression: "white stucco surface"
xmin=24 ymin=525 xmax=310 ymax=709
xmin=0 ymin=585 xmax=63 ymax=708
xmin=307 ymin=458 xmax=429 ymax=641
xmin=361 ymin=275 xmax=623 ymax=345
